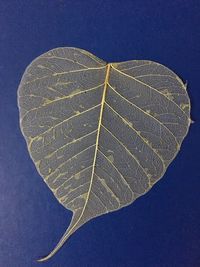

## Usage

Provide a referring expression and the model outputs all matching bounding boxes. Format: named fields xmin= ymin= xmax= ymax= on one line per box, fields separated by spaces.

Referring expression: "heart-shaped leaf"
xmin=18 ymin=47 xmax=191 ymax=261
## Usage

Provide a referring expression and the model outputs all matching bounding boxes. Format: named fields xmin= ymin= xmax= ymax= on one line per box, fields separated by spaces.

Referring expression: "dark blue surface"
xmin=0 ymin=1 xmax=200 ymax=266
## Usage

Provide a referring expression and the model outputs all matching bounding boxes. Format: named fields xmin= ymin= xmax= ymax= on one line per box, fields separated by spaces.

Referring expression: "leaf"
xmin=17 ymin=47 xmax=191 ymax=261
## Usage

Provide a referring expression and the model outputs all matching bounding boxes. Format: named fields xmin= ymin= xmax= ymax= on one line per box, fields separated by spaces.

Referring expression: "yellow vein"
xmin=58 ymin=181 xmax=91 ymax=202
xmin=42 ymin=130 xmax=97 ymax=159
xmin=41 ymin=56 xmax=89 ymax=69
xmin=95 ymin=173 xmax=120 ymax=205
xmin=111 ymin=64 xmax=189 ymax=118
xmin=40 ymin=83 xmax=104 ymax=107
xmin=77 ymin=48 xmax=106 ymax=66
xmin=28 ymin=104 xmax=101 ymax=146
xmin=45 ymin=145 xmax=95 ymax=180
xmin=19 ymin=95 xmax=50 ymax=101
xmin=119 ymin=62 xmax=151 ymax=71
xmin=21 ymin=83 xmax=102 ymax=119
xmin=85 ymin=63 xmax=111 ymax=204
xmin=91 ymin=191 xmax=108 ymax=211
xmin=98 ymin=150 xmax=134 ymax=197
xmin=20 ymin=82 xmax=100 ymax=118
xmin=52 ymin=65 xmax=106 ymax=76
xmin=47 ymin=86 xmax=67 ymax=97
xmin=134 ymin=73 xmax=175 ymax=79
xmin=24 ymin=65 xmax=106 ymax=85
xmin=55 ymin=166 xmax=91 ymax=196
xmin=107 ymin=82 xmax=179 ymax=148
xmin=65 ymin=195 xmax=85 ymax=208
xmin=105 ymin=102 xmax=165 ymax=167
xmin=101 ymin=124 xmax=150 ymax=182
xmin=36 ymin=64 xmax=55 ymax=73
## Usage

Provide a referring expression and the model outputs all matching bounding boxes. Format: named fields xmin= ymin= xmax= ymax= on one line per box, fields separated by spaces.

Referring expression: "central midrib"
xmin=39 ymin=63 xmax=112 ymax=261
xmin=66 ymin=63 xmax=111 ymax=229
xmin=85 ymin=63 xmax=111 ymax=209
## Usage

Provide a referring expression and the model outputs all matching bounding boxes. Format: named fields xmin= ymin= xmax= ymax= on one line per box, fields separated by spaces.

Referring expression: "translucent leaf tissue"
xmin=17 ymin=47 xmax=191 ymax=261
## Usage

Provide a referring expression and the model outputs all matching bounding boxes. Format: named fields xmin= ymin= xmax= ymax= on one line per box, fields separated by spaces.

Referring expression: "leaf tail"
xmin=37 ymin=211 xmax=86 ymax=262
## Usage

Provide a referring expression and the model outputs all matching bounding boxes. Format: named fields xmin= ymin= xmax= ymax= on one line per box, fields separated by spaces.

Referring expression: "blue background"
xmin=0 ymin=1 xmax=199 ymax=266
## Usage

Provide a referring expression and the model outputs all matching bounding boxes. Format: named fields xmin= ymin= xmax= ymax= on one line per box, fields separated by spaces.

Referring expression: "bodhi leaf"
xmin=17 ymin=47 xmax=191 ymax=261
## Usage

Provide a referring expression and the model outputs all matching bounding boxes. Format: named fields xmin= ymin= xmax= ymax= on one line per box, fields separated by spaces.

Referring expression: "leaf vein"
xmin=105 ymin=102 xmax=165 ymax=167
xmin=28 ymin=104 xmax=101 ymax=144
xmin=107 ymin=82 xmax=179 ymax=147
xmin=111 ymin=65 xmax=189 ymax=118
xmin=101 ymin=125 xmax=151 ymax=183
xmin=98 ymin=149 xmax=134 ymax=197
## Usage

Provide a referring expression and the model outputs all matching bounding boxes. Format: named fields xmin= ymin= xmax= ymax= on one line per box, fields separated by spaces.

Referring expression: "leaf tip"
xmin=37 ymin=255 xmax=51 ymax=263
